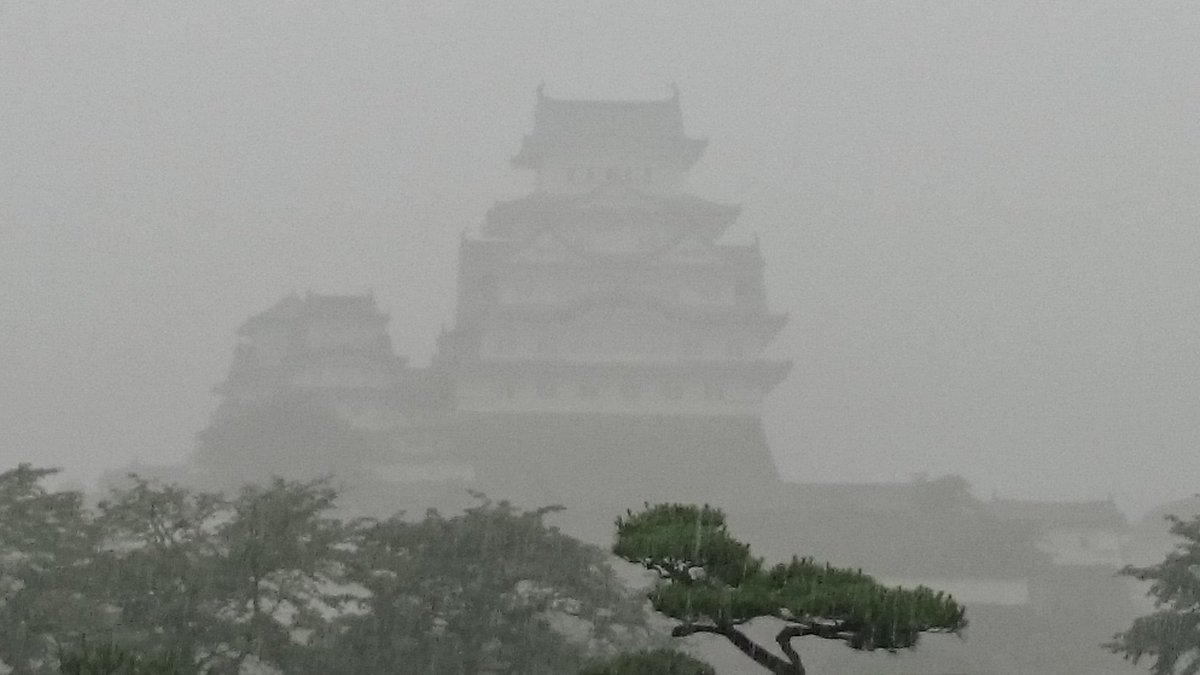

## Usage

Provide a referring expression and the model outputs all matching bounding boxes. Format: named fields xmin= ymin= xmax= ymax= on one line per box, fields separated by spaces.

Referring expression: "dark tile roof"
xmin=485 ymin=295 xmax=787 ymax=335
xmin=988 ymin=498 xmax=1127 ymax=529
xmin=769 ymin=479 xmax=1054 ymax=576
xmin=484 ymin=184 xmax=739 ymax=233
xmin=239 ymin=292 xmax=385 ymax=334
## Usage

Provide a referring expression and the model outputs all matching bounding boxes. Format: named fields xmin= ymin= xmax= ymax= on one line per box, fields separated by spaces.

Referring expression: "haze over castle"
xmin=5 ymin=5 xmax=1199 ymax=670
xmin=8 ymin=4 xmax=1200 ymax=523
xmin=211 ymin=88 xmax=791 ymax=515
xmin=192 ymin=89 xmax=1150 ymax=674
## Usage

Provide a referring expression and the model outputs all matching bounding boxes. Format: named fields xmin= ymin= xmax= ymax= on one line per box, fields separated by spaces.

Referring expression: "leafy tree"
xmin=578 ymin=648 xmax=716 ymax=675
xmin=613 ymin=503 xmax=967 ymax=675
xmin=0 ymin=462 xmax=652 ymax=675
xmin=0 ymin=465 xmax=108 ymax=675
xmin=208 ymin=478 xmax=352 ymax=672
xmin=97 ymin=475 xmax=353 ymax=674
xmin=1108 ymin=512 xmax=1200 ymax=674
xmin=94 ymin=477 xmax=227 ymax=665
xmin=321 ymin=497 xmax=649 ymax=675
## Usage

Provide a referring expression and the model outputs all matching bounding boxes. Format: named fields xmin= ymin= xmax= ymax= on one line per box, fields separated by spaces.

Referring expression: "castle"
xmin=202 ymin=89 xmax=1139 ymax=675
xmin=213 ymin=88 xmax=792 ymax=529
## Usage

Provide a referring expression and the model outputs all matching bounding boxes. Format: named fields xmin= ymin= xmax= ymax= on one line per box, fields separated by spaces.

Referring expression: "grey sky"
xmin=2 ymin=3 xmax=1198 ymax=515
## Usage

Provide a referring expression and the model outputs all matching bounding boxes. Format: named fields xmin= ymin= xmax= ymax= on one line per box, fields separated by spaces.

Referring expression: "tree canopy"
xmin=0 ymin=465 xmax=648 ymax=675
xmin=320 ymin=496 xmax=648 ymax=675
xmin=1109 ymin=511 xmax=1200 ymax=674
xmin=0 ymin=465 xmax=108 ymax=675
xmin=613 ymin=503 xmax=967 ymax=675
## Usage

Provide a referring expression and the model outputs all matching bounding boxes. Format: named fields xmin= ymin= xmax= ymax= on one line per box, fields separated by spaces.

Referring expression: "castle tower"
xmin=436 ymin=89 xmax=792 ymax=526
xmin=215 ymin=292 xmax=433 ymax=429
xmin=204 ymin=292 xmax=458 ymax=501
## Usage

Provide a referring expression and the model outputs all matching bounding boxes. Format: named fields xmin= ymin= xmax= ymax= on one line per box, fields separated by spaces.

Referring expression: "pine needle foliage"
xmin=614 ymin=503 xmax=967 ymax=674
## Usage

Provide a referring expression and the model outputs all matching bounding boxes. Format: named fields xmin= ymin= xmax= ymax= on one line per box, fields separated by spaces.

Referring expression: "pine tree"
xmin=612 ymin=503 xmax=967 ymax=675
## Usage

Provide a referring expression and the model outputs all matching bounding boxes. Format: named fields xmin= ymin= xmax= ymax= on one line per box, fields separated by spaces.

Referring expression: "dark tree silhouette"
xmin=1108 ymin=511 xmax=1200 ymax=674
xmin=96 ymin=475 xmax=353 ymax=674
xmin=0 ymin=465 xmax=106 ymax=675
xmin=322 ymin=496 xmax=648 ymax=675
xmin=1 ymin=464 xmax=650 ymax=675
xmin=613 ymin=503 xmax=967 ymax=675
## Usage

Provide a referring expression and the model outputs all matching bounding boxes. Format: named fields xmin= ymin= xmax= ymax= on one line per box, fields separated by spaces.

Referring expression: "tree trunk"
xmin=672 ymin=623 xmax=805 ymax=674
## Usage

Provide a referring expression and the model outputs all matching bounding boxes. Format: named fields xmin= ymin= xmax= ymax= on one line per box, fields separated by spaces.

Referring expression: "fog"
xmin=3 ymin=2 xmax=1200 ymax=519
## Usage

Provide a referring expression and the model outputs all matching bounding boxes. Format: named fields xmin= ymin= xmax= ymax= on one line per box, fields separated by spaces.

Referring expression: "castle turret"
xmin=215 ymin=291 xmax=445 ymax=430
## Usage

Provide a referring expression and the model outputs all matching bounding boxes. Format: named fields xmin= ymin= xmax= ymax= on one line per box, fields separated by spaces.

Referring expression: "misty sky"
xmin=2 ymin=3 xmax=1198 ymax=516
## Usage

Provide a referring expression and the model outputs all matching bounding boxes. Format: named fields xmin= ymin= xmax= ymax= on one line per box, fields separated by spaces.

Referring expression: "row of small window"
xmin=494 ymin=339 xmax=747 ymax=358
xmin=565 ymin=166 xmax=653 ymax=184
xmin=504 ymin=378 xmax=728 ymax=401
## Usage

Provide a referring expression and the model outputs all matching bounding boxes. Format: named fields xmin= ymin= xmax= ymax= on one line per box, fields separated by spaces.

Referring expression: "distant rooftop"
xmin=773 ymin=478 xmax=1053 ymax=576
xmin=239 ymin=292 xmax=386 ymax=335
xmin=533 ymin=84 xmax=685 ymax=137
xmin=484 ymin=183 xmax=739 ymax=236
xmin=513 ymin=86 xmax=707 ymax=169
xmin=787 ymin=477 xmax=1129 ymax=529
xmin=989 ymin=497 xmax=1127 ymax=529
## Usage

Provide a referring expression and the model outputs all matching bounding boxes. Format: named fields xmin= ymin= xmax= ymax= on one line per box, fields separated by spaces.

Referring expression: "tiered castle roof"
xmin=512 ymin=86 xmax=707 ymax=169
xmin=483 ymin=184 xmax=740 ymax=239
